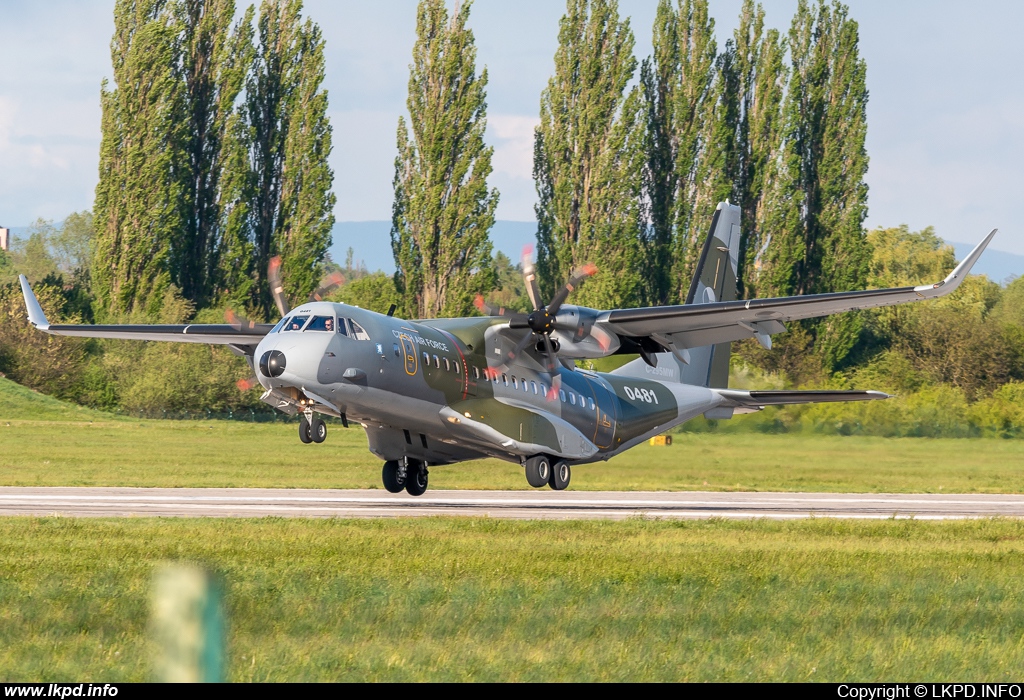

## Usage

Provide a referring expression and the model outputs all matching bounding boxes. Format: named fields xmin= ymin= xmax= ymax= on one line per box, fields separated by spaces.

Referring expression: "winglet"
xmin=19 ymin=275 xmax=49 ymax=330
xmin=916 ymin=229 xmax=997 ymax=294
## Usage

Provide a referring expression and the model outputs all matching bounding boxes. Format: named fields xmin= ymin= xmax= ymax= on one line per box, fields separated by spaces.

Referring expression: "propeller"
xmin=229 ymin=257 xmax=348 ymax=392
xmin=476 ymin=246 xmax=600 ymax=400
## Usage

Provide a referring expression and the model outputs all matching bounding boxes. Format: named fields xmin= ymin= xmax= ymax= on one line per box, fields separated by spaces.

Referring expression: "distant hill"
xmin=330 ymin=220 xmax=536 ymax=273
xmin=7 ymin=220 xmax=1018 ymax=284
xmin=947 ymin=241 xmax=1023 ymax=283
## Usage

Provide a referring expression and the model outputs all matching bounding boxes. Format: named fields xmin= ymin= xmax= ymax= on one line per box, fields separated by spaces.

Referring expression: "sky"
xmin=0 ymin=0 xmax=1021 ymax=254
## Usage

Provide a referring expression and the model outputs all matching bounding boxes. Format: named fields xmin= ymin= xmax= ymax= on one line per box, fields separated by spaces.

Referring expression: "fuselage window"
xmin=349 ymin=320 xmax=371 ymax=341
xmin=433 ymin=355 xmax=440 ymax=368
xmin=570 ymin=393 xmax=576 ymax=405
xmin=512 ymin=376 xmax=518 ymax=389
xmin=284 ymin=316 xmax=308 ymax=332
xmin=589 ymin=397 xmax=595 ymax=410
xmin=337 ymin=319 xmax=348 ymax=336
xmin=559 ymin=389 xmax=566 ymax=402
xmin=455 ymin=362 xmax=461 ymax=375
xmin=305 ymin=316 xmax=335 ymax=332
xmin=522 ymin=381 xmax=528 ymax=393
xmin=473 ymin=367 xmax=480 ymax=379
xmin=531 ymin=381 xmax=538 ymax=395
xmin=541 ymin=384 xmax=547 ymax=396
xmin=502 ymin=374 xmax=508 ymax=386
xmin=270 ymin=317 xmax=288 ymax=333
xmin=423 ymin=351 xmax=430 ymax=367
xmin=444 ymin=358 xmax=451 ymax=372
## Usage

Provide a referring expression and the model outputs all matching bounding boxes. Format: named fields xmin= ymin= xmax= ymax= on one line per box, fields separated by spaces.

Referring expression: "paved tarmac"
xmin=1 ymin=487 xmax=1023 ymax=520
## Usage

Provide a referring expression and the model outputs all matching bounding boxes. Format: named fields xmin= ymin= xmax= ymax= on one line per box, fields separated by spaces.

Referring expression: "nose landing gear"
xmin=299 ymin=411 xmax=327 ymax=444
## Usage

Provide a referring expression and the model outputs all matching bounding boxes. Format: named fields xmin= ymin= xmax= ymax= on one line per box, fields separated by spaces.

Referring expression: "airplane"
xmin=19 ymin=202 xmax=996 ymax=496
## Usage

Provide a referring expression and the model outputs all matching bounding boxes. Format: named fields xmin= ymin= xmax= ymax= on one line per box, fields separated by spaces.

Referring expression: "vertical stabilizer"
xmin=685 ymin=202 xmax=740 ymax=387
xmin=613 ymin=202 xmax=741 ymax=388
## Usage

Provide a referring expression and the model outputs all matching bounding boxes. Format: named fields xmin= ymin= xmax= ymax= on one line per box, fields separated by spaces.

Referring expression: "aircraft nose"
xmin=259 ymin=350 xmax=287 ymax=378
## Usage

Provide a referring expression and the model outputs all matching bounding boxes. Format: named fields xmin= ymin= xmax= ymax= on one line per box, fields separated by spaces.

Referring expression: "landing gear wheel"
xmin=382 ymin=460 xmax=405 ymax=493
xmin=549 ymin=461 xmax=571 ymax=491
xmin=311 ymin=418 xmax=327 ymax=443
xmin=525 ymin=456 xmax=552 ymax=488
xmin=298 ymin=415 xmax=313 ymax=444
xmin=406 ymin=462 xmax=429 ymax=497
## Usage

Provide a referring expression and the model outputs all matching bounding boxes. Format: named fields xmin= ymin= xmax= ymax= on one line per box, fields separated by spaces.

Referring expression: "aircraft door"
xmin=587 ymin=378 xmax=617 ymax=449
xmin=399 ymin=334 xmax=418 ymax=376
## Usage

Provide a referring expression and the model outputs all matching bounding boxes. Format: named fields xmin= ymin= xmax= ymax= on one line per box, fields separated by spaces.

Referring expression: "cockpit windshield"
xmin=270 ymin=317 xmax=288 ymax=334
xmin=282 ymin=316 xmax=308 ymax=332
xmin=305 ymin=316 xmax=335 ymax=332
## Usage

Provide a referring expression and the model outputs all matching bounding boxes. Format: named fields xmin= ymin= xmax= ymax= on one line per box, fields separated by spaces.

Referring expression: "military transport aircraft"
xmin=19 ymin=203 xmax=996 ymax=495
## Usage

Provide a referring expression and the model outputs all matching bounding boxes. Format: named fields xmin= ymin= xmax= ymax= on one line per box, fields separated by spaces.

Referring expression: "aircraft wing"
xmin=597 ymin=229 xmax=997 ymax=352
xmin=18 ymin=275 xmax=272 ymax=347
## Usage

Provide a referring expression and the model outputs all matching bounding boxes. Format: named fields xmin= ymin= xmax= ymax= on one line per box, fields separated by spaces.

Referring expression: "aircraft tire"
xmin=382 ymin=461 xmax=405 ymax=493
xmin=311 ymin=418 xmax=327 ymax=443
xmin=549 ymin=461 xmax=571 ymax=491
xmin=524 ymin=456 xmax=552 ymax=488
xmin=406 ymin=463 xmax=428 ymax=497
xmin=298 ymin=416 xmax=313 ymax=444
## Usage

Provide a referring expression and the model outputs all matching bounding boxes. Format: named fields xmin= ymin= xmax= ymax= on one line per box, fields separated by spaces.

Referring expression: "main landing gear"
xmin=382 ymin=458 xmax=429 ymax=496
xmin=299 ymin=411 xmax=327 ymax=444
xmin=525 ymin=455 xmax=571 ymax=491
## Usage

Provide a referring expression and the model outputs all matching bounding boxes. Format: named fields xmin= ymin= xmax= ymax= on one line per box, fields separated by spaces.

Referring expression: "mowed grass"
xmin=3 ymin=516 xmax=1024 ymax=681
xmin=3 ymin=417 xmax=1024 ymax=492
xmin=3 ymin=376 xmax=1024 ymax=492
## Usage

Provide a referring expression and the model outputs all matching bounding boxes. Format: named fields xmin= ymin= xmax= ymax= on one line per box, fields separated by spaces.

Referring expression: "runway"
xmin=1 ymin=487 xmax=1023 ymax=520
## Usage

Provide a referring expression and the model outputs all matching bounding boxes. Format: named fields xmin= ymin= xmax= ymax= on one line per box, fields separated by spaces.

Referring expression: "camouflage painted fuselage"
xmin=254 ymin=302 xmax=724 ymax=466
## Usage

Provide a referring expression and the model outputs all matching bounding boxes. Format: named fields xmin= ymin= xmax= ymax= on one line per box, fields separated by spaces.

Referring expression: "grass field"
xmin=3 ymin=405 xmax=1024 ymax=492
xmin=3 ymin=516 xmax=1024 ymax=681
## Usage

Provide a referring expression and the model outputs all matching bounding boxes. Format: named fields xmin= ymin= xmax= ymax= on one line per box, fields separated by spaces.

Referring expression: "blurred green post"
xmin=151 ymin=564 xmax=225 ymax=682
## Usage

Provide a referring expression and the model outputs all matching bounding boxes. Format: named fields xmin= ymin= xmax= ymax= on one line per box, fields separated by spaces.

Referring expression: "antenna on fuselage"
xmin=387 ymin=304 xmax=397 ymax=317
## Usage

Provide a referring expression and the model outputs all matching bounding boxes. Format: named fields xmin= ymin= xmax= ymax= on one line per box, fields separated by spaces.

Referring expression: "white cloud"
xmin=487 ymin=114 xmax=539 ymax=182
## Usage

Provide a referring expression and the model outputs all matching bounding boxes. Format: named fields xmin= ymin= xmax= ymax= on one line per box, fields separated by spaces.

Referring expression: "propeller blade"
xmin=268 ymin=256 xmax=290 ymax=317
xmin=236 ymin=376 xmax=259 ymax=392
xmin=521 ymin=245 xmax=543 ymax=311
xmin=590 ymin=323 xmax=614 ymax=353
xmin=541 ymin=334 xmax=563 ymax=401
xmin=547 ymin=264 xmax=597 ymax=315
xmin=309 ymin=270 xmax=346 ymax=302
xmin=505 ymin=331 xmax=536 ymax=365
xmin=225 ymin=308 xmax=257 ymax=332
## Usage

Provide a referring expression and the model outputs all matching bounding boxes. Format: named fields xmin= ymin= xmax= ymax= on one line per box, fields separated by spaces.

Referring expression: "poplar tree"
xmin=535 ymin=0 xmax=645 ymax=310
xmin=729 ymin=0 xmax=787 ymax=299
xmin=391 ymin=0 xmax=498 ymax=319
xmin=93 ymin=0 xmax=183 ymax=316
xmin=221 ymin=0 xmax=335 ymax=319
xmin=638 ymin=0 xmax=720 ymax=305
xmin=758 ymin=0 xmax=869 ymax=368
xmin=172 ymin=0 xmax=253 ymax=308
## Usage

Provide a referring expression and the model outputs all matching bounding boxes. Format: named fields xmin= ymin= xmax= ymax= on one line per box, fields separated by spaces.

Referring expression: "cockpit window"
xmin=270 ymin=317 xmax=288 ymax=334
xmin=349 ymin=320 xmax=370 ymax=341
xmin=305 ymin=316 xmax=335 ymax=332
xmin=337 ymin=318 xmax=371 ymax=340
xmin=283 ymin=315 xmax=308 ymax=331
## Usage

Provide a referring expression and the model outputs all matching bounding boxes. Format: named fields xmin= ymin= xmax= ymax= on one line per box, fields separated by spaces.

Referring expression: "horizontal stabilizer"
xmin=715 ymin=389 xmax=891 ymax=408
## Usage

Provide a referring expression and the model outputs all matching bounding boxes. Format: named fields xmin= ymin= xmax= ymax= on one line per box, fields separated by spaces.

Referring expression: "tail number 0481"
xmin=623 ymin=386 xmax=659 ymax=404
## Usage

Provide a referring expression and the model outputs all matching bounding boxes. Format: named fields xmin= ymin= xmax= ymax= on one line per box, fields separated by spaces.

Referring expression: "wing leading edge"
xmin=599 ymin=228 xmax=997 ymax=352
xmin=18 ymin=275 xmax=272 ymax=347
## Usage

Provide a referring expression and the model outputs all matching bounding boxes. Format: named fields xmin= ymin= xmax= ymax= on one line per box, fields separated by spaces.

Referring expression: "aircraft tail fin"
xmin=684 ymin=201 xmax=741 ymax=388
xmin=613 ymin=202 xmax=741 ymax=387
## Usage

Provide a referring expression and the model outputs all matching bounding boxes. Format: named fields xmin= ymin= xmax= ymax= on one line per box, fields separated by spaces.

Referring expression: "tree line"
xmin=93 ymin=0 xmax=334 ymax=321
xmin=392 ymin=0 xmax=868 ymax=372
xmin=2 ymin=0 xmax=1023 ymax=429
